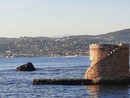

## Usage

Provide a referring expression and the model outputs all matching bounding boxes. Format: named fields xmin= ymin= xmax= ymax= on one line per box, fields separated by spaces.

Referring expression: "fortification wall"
xmin=84 ymin=43 xmax=130 ymax=82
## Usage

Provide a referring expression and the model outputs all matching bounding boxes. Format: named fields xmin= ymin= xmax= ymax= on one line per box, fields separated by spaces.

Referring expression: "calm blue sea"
xmin=0 ymin=56 xmax=130 ymax=98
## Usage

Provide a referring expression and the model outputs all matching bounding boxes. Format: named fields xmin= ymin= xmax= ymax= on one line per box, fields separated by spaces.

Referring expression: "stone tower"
xmin=84 ymin=43 xmax=130 ymax=83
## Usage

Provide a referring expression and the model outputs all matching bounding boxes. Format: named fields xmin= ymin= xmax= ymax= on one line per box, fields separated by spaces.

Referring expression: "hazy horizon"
xmin=0 ymin=28 xmax=128 ymax=38
xmin=0 ymin=0 xmax=130 ymax=38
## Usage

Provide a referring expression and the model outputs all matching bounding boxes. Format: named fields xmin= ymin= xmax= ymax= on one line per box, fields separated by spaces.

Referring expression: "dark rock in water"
xmin=32 ymin=78 xmax=130 ymax=85
xmin=16 ymin=62 xmax=36 ymax=71
xmin=32 ymin=78 xmax=93 ymax=85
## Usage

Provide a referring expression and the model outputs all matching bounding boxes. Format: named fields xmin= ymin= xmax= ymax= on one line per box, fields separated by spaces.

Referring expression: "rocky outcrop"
xmin=16 ymin=62 xmax=36 ymax=71
xmin=32 ymin=79 xmax=93 ymax=85
xmin=32 ymin=78 xmax=130 ymax=85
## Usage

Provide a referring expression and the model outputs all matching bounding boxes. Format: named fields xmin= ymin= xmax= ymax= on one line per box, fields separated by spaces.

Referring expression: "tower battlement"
xmin=84 ymin=43 xmax=130 ymax=83
xmin=89 ymin=43 xmax=129 ymax=48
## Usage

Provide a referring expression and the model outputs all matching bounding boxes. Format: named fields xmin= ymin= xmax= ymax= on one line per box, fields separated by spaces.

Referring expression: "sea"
xmin=0 ymin=56 xmax=130 ymax=98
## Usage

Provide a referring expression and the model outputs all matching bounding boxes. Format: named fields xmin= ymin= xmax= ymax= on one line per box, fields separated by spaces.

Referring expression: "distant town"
xmin=0 ymin=29 xmax=130 ymax=58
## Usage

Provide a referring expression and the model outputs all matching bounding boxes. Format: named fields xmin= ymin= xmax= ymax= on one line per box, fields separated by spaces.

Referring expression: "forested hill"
xmin=0 ymin=29 xmax=130 ymax=58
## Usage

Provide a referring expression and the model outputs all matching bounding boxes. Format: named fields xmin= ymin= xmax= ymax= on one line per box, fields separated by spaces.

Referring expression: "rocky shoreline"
xmin=32 ymin=78 xmax=130 ymax=85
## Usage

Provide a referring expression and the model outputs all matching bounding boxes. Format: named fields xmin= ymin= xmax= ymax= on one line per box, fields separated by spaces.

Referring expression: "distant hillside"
xmin=97 ymin=29 xmax=130 ymax=43
xmin=0 ymin=29 xmax=130 ymax=58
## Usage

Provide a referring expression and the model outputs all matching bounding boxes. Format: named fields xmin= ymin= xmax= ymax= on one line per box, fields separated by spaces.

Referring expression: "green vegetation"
xmin=0 ymin=29 xmax=130 ymax=58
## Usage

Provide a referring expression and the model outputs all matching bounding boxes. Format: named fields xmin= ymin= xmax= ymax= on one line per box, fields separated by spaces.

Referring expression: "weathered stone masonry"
xmin=84 ymin=43 xmax=130 ymax=82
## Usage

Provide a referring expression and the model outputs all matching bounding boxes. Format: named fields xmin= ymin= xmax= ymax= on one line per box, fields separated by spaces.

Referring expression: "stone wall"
xmin=84 ymin=43 xmax=130 ymax=82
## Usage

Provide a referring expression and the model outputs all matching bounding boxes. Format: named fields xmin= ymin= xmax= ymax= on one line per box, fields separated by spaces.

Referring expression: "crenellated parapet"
xmin=84 ymin=43 xmax=130 ymax=83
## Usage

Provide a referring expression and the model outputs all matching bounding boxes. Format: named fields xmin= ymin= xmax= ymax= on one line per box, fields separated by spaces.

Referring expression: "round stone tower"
xmin=84 ymin=43 xmax=130 ymax=83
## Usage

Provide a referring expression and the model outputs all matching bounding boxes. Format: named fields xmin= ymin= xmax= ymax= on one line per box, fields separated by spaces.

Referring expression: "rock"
xmin=16 ymin=62 xmax=36 ymax=71
xmin=32 ymin=78 xmax=130 ymax=85
xmin=32 ymin=78 xmax=93 ymax=85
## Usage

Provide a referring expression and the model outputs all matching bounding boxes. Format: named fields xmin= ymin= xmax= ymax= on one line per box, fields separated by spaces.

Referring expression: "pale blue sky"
xmin=0 ymin=0 xmax=130 ymax=37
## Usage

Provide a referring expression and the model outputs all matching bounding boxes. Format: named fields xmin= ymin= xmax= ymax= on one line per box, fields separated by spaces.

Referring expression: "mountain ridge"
xmin=0 ymin=29 xmax=130 ymax=58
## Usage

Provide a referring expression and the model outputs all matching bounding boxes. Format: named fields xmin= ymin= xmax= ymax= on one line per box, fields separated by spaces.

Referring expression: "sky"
xmin=0 ymin=0 xmax=130 ymax=38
